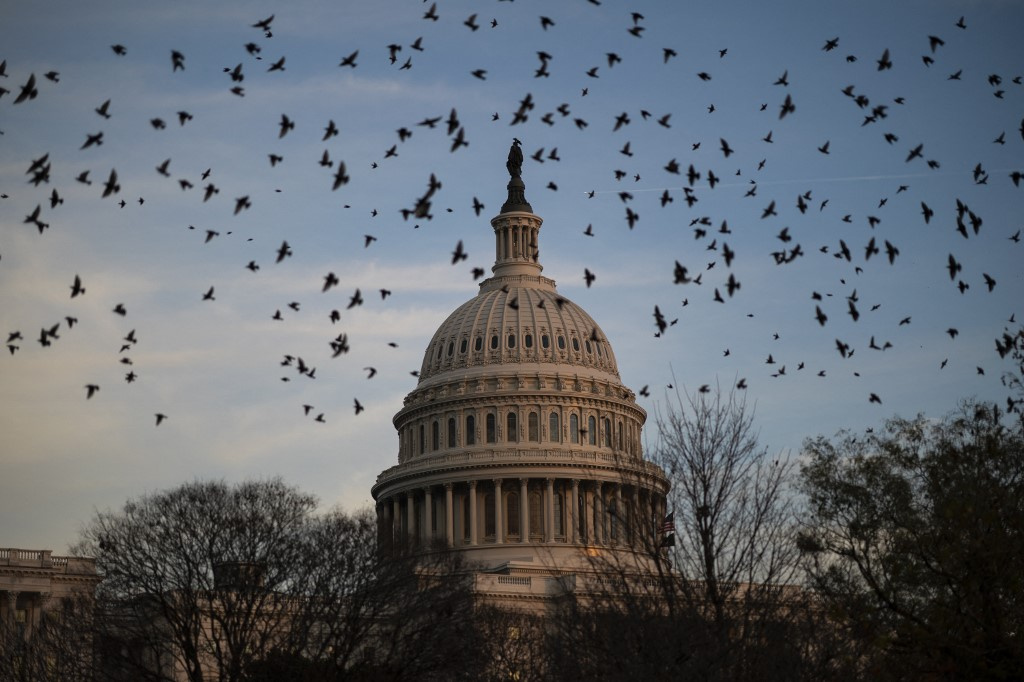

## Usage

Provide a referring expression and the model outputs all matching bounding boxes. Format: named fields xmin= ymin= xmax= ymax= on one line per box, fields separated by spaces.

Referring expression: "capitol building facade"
xmin=372 ymin=144 xmax=670 ymax=602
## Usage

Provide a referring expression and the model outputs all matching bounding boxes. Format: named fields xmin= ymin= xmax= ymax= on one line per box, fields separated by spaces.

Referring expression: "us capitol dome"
xmin=372 ymin=142 xmax=670 ymax=599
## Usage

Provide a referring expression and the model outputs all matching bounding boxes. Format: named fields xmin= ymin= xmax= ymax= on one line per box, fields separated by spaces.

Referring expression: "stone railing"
xmin=375 ymin=448 xmax=667 ymax=488
xmin=476 ymin=573 xmax=553 ymax=596
xmin=0 ymin=548 xmax=96 ymax=575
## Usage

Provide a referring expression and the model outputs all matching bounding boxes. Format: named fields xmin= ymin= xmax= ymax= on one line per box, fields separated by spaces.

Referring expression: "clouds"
xmin=1 ymin=0 xmax=1022 ymax=552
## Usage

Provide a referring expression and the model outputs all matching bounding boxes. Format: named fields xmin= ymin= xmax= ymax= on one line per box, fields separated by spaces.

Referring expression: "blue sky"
xmin=1 ymin=0 xmax=1021 ymax=552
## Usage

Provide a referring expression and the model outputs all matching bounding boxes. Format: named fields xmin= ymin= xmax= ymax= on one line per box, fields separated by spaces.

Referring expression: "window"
xmin=490 ymin=334 xmax=499 ymax=350
xmin=572 ymin=337 xmax=581 ymax=352
xmin=460 ymin=338 xmax=468 ymax=354
xmin=557 ymin=335 xmax=566 ymax=350
xmin=486 ymin=414 xmax=496 ymax=443
xmin=508 ymin=334 xmax=516 ymax=349
xmin=432 ymin=421 xmax=440 ymax=450
xmin=570 ymin=414 xmax=579 ymax=443
xmin=529 ymin=491 xmax=543 ymax=538
xmin=485 ymin=493 xmax=495 ymax=537
xmin=466 ymin=415 xmax=476 ymax=445
xmin=447 ymin=342 xmax=454 ymax=357
xmin=448 ymin=417 xmax=457 ymax=448
xmin=475 ymin=336 xmax=483 ymax=352
xmin=549 ymin=412 xmax=560 ymax=442
xmin=507 ymin=412 xmax=518 ymax=442
xmin=524 ymin=333 xmax=533 ymax=348
xmin=603 ymin=418 xmax=611 ymax=447
xmin=419 ymin=425 xmax=425 ymax=454
xmin=528 ymin=412 xmax=539 ymax=442
xmin=507 ymin=492 xmax=520 ymax=536
xmin=585 ymin=340 xmax=592 ymax=354
xmin=436 ymin=345 xmax=442 ymax=359
xmin=618 ymin=421 xmax=624 ymax=450
xmin=588 ymin=416 xmax=597 ymax=445
xmin=542 ymin=334 xmax=550 ymax=349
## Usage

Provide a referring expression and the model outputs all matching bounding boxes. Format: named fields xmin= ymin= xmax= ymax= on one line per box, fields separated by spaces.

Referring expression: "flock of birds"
xmin=1 ymin=3 xmax=1022 ymax=444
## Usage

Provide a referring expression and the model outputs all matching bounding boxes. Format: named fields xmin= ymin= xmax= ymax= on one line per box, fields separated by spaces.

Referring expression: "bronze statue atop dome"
xmin=506 ymin=138 xmax=523 ymax=179
xmin=501 ymin=139 xmax=532 ymax=213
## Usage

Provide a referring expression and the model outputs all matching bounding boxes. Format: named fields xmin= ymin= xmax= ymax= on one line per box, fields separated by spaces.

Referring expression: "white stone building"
xmin=372 ymin=143 xmax=671 ymax=606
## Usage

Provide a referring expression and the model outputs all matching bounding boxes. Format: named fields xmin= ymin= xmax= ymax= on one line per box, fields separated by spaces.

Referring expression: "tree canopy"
xmin=799 ymin=400 xmax=1024 ymax=679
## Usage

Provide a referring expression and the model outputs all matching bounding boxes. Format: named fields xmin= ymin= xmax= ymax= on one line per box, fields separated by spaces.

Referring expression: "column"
xmin=594 ymin=482 xmax=604 ymax=544
xmin=614 ymin=484 xmax=624 ymax=545
xmin=6 ymin=591 xmax=19 ymax=624
xmin=444 ymin=483 xmax=454 ymax=548
xmin=494 ymin=479 xmax=504 ymax=544
xmin=584 ymin=483 xmax=594 ymax=544
xmin=570 ymin=479 xmax=580 ymax=544
xmin=469 ymin=480 xmax=479 ymax=545
xmin=392 ymin=497 xmax=401 ymax=544
xmin=406 ymin=491 xmax=416 ymax=543
xmin=520 ymin=478 xmax=529 ymax=543
xmin=423 ymin=487 xmax=434 ymax=545
xmin=545 ymin=478 xmax=555 ymax=542
xmin=34 ymin=592 xmax=51 ymax=632
xmin=631 ymin=487 xmax=640 ymax=547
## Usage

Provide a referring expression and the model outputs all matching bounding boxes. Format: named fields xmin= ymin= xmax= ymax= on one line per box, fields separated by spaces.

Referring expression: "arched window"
xmin=447 ymin=342 xmax=454 ymax=357
xmin=507 ymin=492 xmax=520 ymax=537
xmin=507 ymin=334 xmax=516 ymax=349
xmin=524 ymin=334 xmax=533 ymax=349
xmin=570 ymin=414 xmax=579 ymax=444
xmin=466 ymin=415 xmax=476 ymax=445
xmin=572 ymin=337 xmax=581 ymax=352
xmin=475 ymin=336 xmax=483 ymax=352
xmin=432 ymin=421 xmax=440 ymax=450
xmin=542 ymin=334 xmax=550 ymax=349
xmin=603 ymin=418 xmax=612 ymax=447
xmin=557 ymin=335 xmax=566 ymax=350
xmin=460 ymin=338 xmax=468 ymax=354
xmin=588 ymin=416 xmax=597 ymax=445
xmin=507 ymin=412 xmax=518 ymax=443
xmin=490 ymin=334 xmax=499 ymax=350
xmin=419 ymin=425 xmax=425 ymax=455
xmin=528 ymin=412 xmax=539 ymax=442
xmin=529 ymin=491 xmax=543 ymax=539
xmin=617 ymin=421 xmax=624 ymax=450
xmin=447 ymin=417 xmax=457 ymax=448
xmin=486 ymin=414 xmax=496 ymax=443
xmin=485 ymin=493 xmax=495 ymax=537
xmin=549 ymin=412 xmax=560 ymax=442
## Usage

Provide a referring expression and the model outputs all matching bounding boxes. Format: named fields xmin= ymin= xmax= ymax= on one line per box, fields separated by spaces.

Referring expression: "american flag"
xmin=659 ymin=511 xmax=675 ymax=534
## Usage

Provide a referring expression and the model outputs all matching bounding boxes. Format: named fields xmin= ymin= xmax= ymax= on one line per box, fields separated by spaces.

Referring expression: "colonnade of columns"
xmin=2 ymin=589 xmax=50 ymax=633
xmin=377 ymin=476 xmax=667 ymax=552
xmin=494 ymin=217 xmax=540 ymax=265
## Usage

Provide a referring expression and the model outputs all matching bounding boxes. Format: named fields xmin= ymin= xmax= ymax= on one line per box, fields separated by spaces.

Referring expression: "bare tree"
xmin=543 ymin=382 xmax=820 ymax=680
xmin=798 ymin=400 xmax=1024 ymax=679
xmin=652 ymin=383 xmax=799 ymax=623
xmin=0 ymin=592 xmax=98 ymax=681
xmin=76 ymin=478 xmax=334 ymax=682
xmin=77 ymin=479 xmax=494 ymax=682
